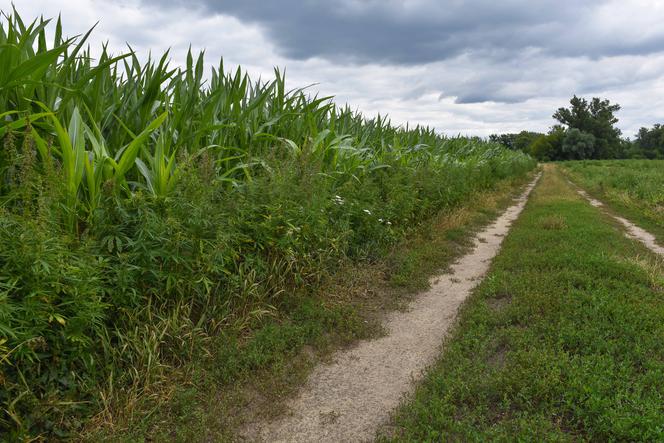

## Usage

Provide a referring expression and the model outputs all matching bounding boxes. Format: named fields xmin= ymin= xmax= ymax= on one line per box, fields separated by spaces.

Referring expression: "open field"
xmin=561 ymin=160 xmax=664 ymax=243
xmin=381 ymin=166 xmax=664 ymax=441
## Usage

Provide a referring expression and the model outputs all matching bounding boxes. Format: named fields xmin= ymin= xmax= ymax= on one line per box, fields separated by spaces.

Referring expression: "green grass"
xmin=381 ymin=166 xmax=664 ymax=442
xmin=561 ymin=159 xmax=664 ymax=244
xmin=82 ymin=174 xmax=534 ymax=442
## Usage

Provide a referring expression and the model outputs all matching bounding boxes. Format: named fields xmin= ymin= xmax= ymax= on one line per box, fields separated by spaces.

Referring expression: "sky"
xmin=3 ymin=0 xmax=664 ymax=138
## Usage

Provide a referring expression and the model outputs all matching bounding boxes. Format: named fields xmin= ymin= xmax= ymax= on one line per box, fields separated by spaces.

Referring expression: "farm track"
xmin=566 ymin=177 xmax=664 ymax=256
xmin=375 ymin=162 xmax=664 ymax=441
xmin=244 ymin=173 xmax=542 ymax=442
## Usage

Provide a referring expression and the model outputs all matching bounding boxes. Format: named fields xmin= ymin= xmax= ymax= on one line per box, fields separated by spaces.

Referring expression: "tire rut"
xmin=569 ymin=181 xmax=664 ymax=256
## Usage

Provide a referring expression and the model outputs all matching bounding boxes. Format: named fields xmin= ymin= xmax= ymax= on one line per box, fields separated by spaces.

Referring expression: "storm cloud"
xmin=3 ymin=0 xmax=664 ymax=136
xmin=149 ymin=0 xmax=664 ymax=64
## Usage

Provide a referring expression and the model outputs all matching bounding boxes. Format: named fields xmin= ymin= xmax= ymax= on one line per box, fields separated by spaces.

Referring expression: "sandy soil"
xmin=573 ymin=185 xmax=664 ymax=256
xmin=243 ymin=174 xmax=542 ymax=442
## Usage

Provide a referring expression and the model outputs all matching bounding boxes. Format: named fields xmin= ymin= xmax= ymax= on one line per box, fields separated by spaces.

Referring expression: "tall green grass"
xmin=563 ymin=160 xmax=664 ymax=211
xmin=0 ymin=9 xmax=536 ymax=439
xmin=563 ymin=160 xmax=664 ymax=242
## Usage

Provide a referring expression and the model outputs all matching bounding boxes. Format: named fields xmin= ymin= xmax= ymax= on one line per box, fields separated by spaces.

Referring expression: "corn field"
xmin=0 ymin=9 xmax=536 ymax=439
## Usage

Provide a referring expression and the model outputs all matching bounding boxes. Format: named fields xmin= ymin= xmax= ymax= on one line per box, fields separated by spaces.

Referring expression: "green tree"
xmin=489 ymin=133 xmax=516 ymax=149
xmin=616 ymin=138 xmax=639 ymax=159
xmin=562 ymin=128 xmax=596 ymax=160
xmin=514 ymin=131 xmax=543 ymax=152
xmin=553 ymin=96 xmax=622 ymax=159
xmin=634 ymin=124 xmax=664 ymax=159
xmin=529 ymin=135 xmax=554 ymax=161
xmin=490 ymin=131 xmax=543 ymax=153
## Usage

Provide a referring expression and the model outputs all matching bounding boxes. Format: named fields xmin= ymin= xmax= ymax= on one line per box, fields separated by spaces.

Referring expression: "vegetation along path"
xmin=570 ymin=183 xmax=664 ymax=256
xmin=245 ymin=173 xmax=542 ymax=442
xmin=560 ymin=160 xmax=664 ymax=246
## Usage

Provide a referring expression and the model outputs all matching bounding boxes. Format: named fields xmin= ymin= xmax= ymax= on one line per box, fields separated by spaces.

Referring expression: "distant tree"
xmin=562 ymin=128 xmax=596 ymax=160
xmin=547 ymin=126 xmax=566 ymax=160
xmin=489 ymin=133 xmax=516 ymax=150
xmin=634 ymin=124 xmax=664 ymax=159
xmin=490 ymin=131 xmax=543 ymax=153
xmin=529 ymin=135 xmax=555 ymax=161
xmin=615 ymin=138 xmax=639 ymax=159
xmin=513 ymin=131 xmax=542 ymax=152
xmin=553 ymin=96 xmax=622 ymax=159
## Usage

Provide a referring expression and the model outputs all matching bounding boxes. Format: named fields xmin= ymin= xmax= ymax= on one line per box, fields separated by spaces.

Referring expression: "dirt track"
xmin=244 ymin=173 xmax=542 ymax=442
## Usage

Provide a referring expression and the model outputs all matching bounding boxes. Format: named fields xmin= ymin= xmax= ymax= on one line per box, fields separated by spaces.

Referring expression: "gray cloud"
xmin=5 ymin=0 xmax=664 ymax=135
xmin=147 ymin=0 xmax=664 ymax=67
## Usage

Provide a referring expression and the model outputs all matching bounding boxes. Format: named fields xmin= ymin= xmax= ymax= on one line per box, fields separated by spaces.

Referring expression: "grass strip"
xmin=382 ymin=165 xmax=664 ymax=442
xmin=560 ymin=160 xmax=664 ymax=245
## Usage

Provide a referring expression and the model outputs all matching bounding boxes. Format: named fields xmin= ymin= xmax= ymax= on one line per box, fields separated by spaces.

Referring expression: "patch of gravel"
xmin=242 ymin=174 xmax=542 ymax=443
xmin=573 ymin=185 xmax=664 ymax=256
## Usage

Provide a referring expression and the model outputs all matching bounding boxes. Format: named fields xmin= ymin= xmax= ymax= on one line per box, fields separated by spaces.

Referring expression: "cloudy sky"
xmin=4 ymin=0 xmax=664 ymax=137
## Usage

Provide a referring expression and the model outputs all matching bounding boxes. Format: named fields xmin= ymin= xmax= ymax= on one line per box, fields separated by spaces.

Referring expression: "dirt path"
xmin=570 ymin=181 xmax=664 ymax=256
xmin=244 ymin=173 xmax=542 ymax=442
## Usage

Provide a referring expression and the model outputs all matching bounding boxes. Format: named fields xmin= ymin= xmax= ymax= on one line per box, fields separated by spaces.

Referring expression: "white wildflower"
xmin=363 ymin=209 xmax=371 ymax=215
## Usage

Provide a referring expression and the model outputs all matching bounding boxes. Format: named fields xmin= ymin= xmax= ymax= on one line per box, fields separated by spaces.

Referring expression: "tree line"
xmin=490 ymin=96 xmax=664 ymax=161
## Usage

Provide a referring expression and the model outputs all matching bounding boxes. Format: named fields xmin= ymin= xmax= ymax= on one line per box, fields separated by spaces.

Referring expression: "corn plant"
xmin=0 ymin=9 xmax=537 ymax=440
